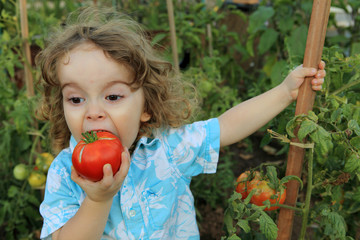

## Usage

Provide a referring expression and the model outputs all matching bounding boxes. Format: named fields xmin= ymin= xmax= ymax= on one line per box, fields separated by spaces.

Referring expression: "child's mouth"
xmin=88 ymin=130 xmax=110 ymax=134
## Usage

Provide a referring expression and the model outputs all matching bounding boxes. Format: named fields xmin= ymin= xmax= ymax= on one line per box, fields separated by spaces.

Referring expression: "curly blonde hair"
xmin=36 ymin=7 xmax=198 ymax=153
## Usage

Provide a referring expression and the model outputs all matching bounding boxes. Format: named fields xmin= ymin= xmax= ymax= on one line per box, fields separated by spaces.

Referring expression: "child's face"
xmin=58 ymin=42 xmax=151 ymax=148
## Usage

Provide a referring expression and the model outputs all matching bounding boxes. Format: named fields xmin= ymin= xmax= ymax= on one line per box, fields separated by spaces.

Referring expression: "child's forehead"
xmin=58 ymin=42 xmax=139 ymax=88
xmin=60 ymin=41 xmax=128 ymax=70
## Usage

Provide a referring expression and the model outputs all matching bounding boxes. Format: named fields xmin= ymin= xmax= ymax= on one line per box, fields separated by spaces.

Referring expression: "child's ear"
xmin=140 ymin=112 xmax=151 ymax=122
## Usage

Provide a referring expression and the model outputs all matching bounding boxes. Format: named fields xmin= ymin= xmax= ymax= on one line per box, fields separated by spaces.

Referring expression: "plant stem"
xmin=299 ymin=148 xmax=314 ymax=240
xmin=271 ymin=203 xmax=303 ymax=212
xmin=329 ymin=78 xmax=360 ymax=96
xmin=28 ymin=122 xmax=49 ymax=165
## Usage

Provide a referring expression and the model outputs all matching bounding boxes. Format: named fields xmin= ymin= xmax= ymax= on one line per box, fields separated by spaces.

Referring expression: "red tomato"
xmin=72 ymin=131 xmax=124 ymax=182
xmin=236 ymin=171 xmax=261 ymax=199
xmin=248 ymin=180 xmax=286 ymax=211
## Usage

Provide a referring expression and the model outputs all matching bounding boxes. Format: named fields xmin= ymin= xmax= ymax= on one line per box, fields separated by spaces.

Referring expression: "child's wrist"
xmin=85 ymin=195 xmax=114 ymax=205
xmin=278 ymin=82 xmax=295 ymax=103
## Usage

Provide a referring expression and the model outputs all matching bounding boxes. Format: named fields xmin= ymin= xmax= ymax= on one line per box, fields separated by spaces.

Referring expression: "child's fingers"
xmin=312 ymin=84 xmax=323 ymax=91
xmin=311 ymin=77 xmax=324 ymax=85
xmin=70 ymin=166 xmax=89 ymax=186
xmin=319 ymin=60 xmax=326 ymax=70
xmin=101 ymin=164 xmax=114 ymax=188
xmin=71 ymin=166 xmax=80 ymax=182
xmin=316 ymin=69 xmax=326 ymax=79
xmin=114 ymin=147 xmax=130 ymax=183
xmin=296 ymin=67 xmax=317 ymax=77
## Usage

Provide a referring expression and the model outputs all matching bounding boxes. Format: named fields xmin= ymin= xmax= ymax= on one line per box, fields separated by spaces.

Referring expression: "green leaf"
xmin=276 ymin=16 xmax=294 ymax=33
xmin=248 ymin=6 xmax=275 ymax=34
xmin=246 ymin=211 xmax=261 ymax=221
xmin=228 ymin=234 xmax=242 ymax=240
xmin=352 ymin=187 xmax=360 ymax=202
xmin=320 ymin=209 xmax=347 ymax=238
xmin=223 ymin=209 xmax=236 ymax=234
xmin=280 ymin=175 xmax=303 ymax=190
xmin=286 ymin=117 xmax=297 ymax=139
xmin=285 ymin=25 xmax=308 ymax=64
xmin=246 ymin=35 xmax=255 ymax=57
xmin=309 ymin=126 xmax=333 ymax=162
xmin=259 ymin=212 xmax=278 ymax=240
xmin=7 ymin=185 xmax=18 ymax=198
xmin=266 ymin=166 xmax=279 ymax=190
xmin=348 ymin=119 xmax=360 ymax=136
xmin=298 ymin=119 xmax=317 ymax=142
xmin=151 ymin=33 xmax=168 ymax=46
xmin=350 ymin=136 xmax=360 ymax=150
xmin=344 ymin=153 xmax=360 ymax=173
xmin=1 ymin=30 xmax=10 ymax=42
xmin=270 ymin=60 xmax=287 ymax=88
xmin=258 ymin=29 xmax=279 ymax=55
xmin=237 ymin=219 xmax=251 ymax=233
xmin=307 ymin=111 xmax=319 ymax=122
xmin=331 ymin=108 xmax=343 ymax=123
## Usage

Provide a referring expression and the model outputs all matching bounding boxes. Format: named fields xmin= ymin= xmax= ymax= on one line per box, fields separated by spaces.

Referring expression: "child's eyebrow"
xmin=103 ymin=80 xmax=131 ymax=89
xmin=61 ymin=82 xmax=78 ymax=90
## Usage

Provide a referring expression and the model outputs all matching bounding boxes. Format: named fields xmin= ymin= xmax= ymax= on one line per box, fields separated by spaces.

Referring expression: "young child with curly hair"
xmin=37 ymin=7 xmax=325 ymax=240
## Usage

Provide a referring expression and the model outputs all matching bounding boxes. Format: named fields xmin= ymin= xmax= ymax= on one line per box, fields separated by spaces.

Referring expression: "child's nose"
xmin=86 ymin=103 xmax=106 ymax=120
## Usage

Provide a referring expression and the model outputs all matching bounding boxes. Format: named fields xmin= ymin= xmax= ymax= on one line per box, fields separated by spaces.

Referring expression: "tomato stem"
xmin=299 ymin=148 xmax=314 ymax=240
xmin=270 ymin=203 xmax=302 ymax=212
xmin=81 ymin=131 xmax=98 ymax=144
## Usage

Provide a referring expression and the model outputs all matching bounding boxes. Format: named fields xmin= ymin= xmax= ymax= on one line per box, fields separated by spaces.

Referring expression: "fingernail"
xmin=311 ymin=69 xmax=317 ymax=74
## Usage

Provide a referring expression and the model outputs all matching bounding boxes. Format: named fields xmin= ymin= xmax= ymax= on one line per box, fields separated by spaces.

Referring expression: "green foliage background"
xmin=1 ymin=0 xmax=360 ymax=239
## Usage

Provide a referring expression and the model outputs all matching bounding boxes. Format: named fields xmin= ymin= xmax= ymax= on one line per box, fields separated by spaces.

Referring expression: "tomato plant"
xmin=72 ymin=131 xmax=124 ymax=182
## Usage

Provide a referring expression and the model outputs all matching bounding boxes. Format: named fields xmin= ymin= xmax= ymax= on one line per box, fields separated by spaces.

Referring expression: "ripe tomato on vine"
xmin=236 ymin=169 xmax=287 ymax=211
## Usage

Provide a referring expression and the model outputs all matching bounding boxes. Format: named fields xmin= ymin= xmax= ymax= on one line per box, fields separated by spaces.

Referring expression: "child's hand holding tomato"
xmin=71 ymin=149 xmax=130 ymax=203
xmin=71 ymin=131 xmax=130 ymax=203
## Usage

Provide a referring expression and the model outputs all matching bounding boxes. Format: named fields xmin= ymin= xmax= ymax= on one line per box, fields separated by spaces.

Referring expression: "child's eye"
xmin=68 ymin=97 xmax=84 ymax=104
xmin=106 ymin=95 xmax=122 ymax=101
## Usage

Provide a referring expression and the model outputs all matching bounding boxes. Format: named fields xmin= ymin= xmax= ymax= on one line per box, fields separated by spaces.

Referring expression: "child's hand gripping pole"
xmin=276 ymin=1 xmax=331 ymax=239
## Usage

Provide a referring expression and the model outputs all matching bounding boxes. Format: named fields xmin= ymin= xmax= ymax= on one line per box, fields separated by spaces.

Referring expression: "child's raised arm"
xmin=218 ymin=62 xmax=325 ymax=147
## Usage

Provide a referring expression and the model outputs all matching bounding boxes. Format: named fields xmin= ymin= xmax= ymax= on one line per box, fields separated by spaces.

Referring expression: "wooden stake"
xmin=276 ymin=1 xmax=331 ymax=239
xmin=166 ymin=0 xmax=179 ymax=71
xmin=19 ymin=0 xmax=34 ymax=97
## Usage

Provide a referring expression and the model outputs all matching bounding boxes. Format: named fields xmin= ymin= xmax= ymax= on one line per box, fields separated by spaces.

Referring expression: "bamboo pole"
xmin=276 ymin=1 xmax=331 ymax=239
xmin=166 ymin=0 xmax=179 ymax=71
xmin=19 ymin=0 xmax=34 ymax=97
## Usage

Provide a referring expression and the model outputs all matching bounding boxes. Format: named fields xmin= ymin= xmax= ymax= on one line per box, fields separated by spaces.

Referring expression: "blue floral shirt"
xmin=40 ymin=118 xmax=220 ymax=239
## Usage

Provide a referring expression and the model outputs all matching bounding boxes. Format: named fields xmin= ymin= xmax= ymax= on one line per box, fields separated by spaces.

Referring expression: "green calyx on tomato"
xmin=72 ymin=131 xmax=124 ymax=182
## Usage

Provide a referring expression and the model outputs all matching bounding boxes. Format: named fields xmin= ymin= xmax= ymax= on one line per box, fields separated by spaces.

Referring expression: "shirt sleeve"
xmin=163 ymin=118 xmax=220 ymax=178
xmin=39 ymin=148 xmax=84 ymax=239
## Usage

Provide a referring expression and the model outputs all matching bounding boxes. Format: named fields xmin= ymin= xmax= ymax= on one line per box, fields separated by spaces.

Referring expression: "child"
xmin=37 ymin=7 xmax=325 ymax=240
